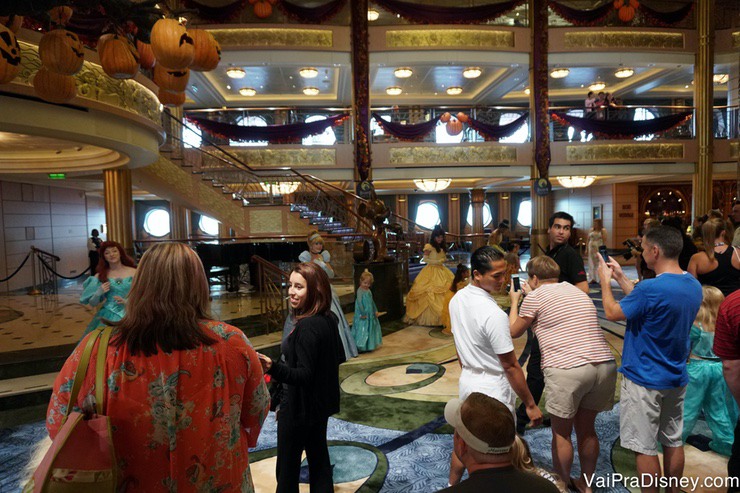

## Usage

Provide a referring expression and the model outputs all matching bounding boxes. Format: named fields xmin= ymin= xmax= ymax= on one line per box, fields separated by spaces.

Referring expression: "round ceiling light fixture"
xmin=588 ymin=81 xmax=606 ymax=91
xmin=239 ymin=87 xmax=257 ymax=96
xmin=713 ymin=73 xmax=729 ymax=84
xmin=557 ymin=176 xmax=597 ymax=188
xmin=524 ymin=87 xmax=530 ymax=95
xmin=226 ymin=67 xmax=246 ymax=79
xmin=413 ymin=178 xmax=452 ymax=192
xmin=446 ymin=86 xmax=463 ymax=95
xmin=302 ymin=86 xmax=320 ymax=96
xmin=549 ymin=68 xmax=570 ymax=79
xmin=367 ymin=9 xmax=380 ymax=21
xmin=614 ymin=67 xmax=634 ymax=78
xmin=462 ymin=67 xmax=482 ymax=79
xmin=386 ymin=86 xmax=403 ymax=96
xmin=394 ymin=67 xmax=413 ymax=78
xmin=299 ymin=67 xmax=319 ymax=79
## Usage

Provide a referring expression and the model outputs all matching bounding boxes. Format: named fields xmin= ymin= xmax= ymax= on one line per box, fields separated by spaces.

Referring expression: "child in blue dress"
xmin=353 ymin=269 xmax=382 ymax=352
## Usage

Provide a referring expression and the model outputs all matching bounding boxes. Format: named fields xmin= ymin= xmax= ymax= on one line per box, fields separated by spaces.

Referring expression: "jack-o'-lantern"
xmin=253 ymin=1 xmax=273 ymax=18
xmin=0 ymin=25 xmax=21 ymax=84
xmin=153 ymin=64 xmax=190 ymax=92
xmin=158 ymin=89 xmax=185 ymax=106
xmin=613 ymin=0 xmax=624 ymax=8
xmin=136 ymin=39 xmax=156 ymax=69
xmin=150 ymin=18 xmax=194 ymax=70
xmin=39 ymin=29 xmax=84 ymax=75
xmin=457 ymin=112 xmax=469 ymax=123
xmin=189 ymin=29 xmax=219 ymax=72
xmin=33 ymin=66 xmax=76 ymax=103
xmin=446 ymin=118 xmax=463 ymax=136
xmin=0 ymin=15 xmax=23 ymax=33
xmin=48 ymin=6 xmax=73 ymax=26
xmin=100 ymin=35 xmax=139 ymax=79
xmin=440 ymin=112 xmax=451 ymax=123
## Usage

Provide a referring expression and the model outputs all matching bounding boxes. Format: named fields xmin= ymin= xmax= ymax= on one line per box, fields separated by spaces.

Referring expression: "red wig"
xmin=96 ymin=241 xmax=136 ymax=282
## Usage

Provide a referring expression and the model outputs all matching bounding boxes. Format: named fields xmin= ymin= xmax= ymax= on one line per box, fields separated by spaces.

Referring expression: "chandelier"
xmin=239 ymin=87 xmax=256 ymax=96
xmin=588 ymin=81 xmax=606 ymax=91
xmin=413 ymin=178 xmax=452 ymax=192
xmin=226 ymin=67 xmax=245 ymax=79
xmin=557 ymin=176 xmax=596 ymax=188
xmin=302 ymin=87 xmax=320 ymax=96
xmin=386 ymin=86 xmax=402 ymax=96
xmin=713 ymin=74 xmax=729 ymax=84
xmin=261 ymin=182 xmax=301 ymax=195
xmin=299 ymin=67 xmax=318 ymax=79
xmin=462 ymin=67 xmax=482 ymax=79
xmin=446 ymin=86 xmax=463 ymax=95
xmin=614 ymin=67 xmax=634 ymax=78
xmin=549 ymin=68 xmax=570 ymax=79
xmin=394 ymin=67 xmax=413 ymax=78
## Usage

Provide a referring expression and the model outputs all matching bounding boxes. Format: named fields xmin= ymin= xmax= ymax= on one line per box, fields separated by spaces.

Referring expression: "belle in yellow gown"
xmin=404 ymin=229 xmax=454 ymax=326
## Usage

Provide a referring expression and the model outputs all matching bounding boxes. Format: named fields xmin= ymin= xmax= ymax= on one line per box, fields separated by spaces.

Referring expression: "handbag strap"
xmin=94 ymin=328 xmax=112 ymax=415
xmin=66 ymin=327 xmax=112 ymax=419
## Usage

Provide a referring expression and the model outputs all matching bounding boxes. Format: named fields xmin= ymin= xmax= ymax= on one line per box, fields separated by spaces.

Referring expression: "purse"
xmin=23 ymin=327 xmax=117 ymax=493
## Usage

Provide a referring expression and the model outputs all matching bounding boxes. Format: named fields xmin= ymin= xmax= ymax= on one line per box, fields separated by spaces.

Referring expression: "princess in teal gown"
xmin=80 ymin=241 xmax=137 ymax=337
xmin=353 ymin=269 xmax=382 ymax=352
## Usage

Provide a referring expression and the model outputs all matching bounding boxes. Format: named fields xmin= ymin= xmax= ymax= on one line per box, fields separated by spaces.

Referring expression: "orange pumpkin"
xmin=48 ymin=6 xmax=73 ymax=26
xmin=457 ymin=112 xmax=469 ymax=123
xmin=618 ymin=5 xmax=635 ymax=21
xmin=188 ymin=29 xmax=219 ymax=72
xmin=154 ymin=64 xmax=190 ymax=92
xmin=39 ymin=29 xmax=84 ymax=75
xmin=100 ymin=35 xmax=139 ymax=79
xmin=0 ymin=24 xmax=22 ymax=84
xmin=136 ymin=39 xmax=156 ymax=69
xmin=33 ymin=66 xmax=76 ymax=103
xmin=97 ymin=33 xmax=115 ymax=53
xmin=440 ymin=112 xmax=451 ymax=123
xmin=0 ymin=15 xmax=23 ymax=33
xmin=629 ymin=0 xmax=639 ymax=7
xmin=158 ymin=89 xmax=185 ymax=106
xmin=254 ymin=1 xmax=273 ymax=18
xmin=150 ymin=18 xmax=194 ymax=70
xmin=446 ymin=118 xmax=463 ymax=136
xmin=613 ymin=0 xmax=624 ymax=8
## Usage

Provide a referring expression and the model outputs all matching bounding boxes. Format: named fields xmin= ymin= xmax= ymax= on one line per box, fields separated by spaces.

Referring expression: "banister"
xmin=251 ymin=254 xmax=290 ymax=278
xmin=31 ymin=246 xmax=61 ymax=261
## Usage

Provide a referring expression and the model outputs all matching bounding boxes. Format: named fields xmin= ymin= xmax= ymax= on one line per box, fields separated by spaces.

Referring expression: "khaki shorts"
xmin=619 ymin=377 xmax=686 ymax=456
xmin=543 ymin=361 xmax=617 ymax=419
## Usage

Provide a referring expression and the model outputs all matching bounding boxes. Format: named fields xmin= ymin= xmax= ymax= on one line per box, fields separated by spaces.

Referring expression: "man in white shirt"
xmin=447 ymin=246 xmax=542 ymax=486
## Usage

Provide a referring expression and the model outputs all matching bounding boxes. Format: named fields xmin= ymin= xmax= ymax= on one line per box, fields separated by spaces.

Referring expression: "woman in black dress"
xmin=258 ymin=261 xmax=345 ymax=493
xmin=87 ymin=228 xmax=102 ymax=276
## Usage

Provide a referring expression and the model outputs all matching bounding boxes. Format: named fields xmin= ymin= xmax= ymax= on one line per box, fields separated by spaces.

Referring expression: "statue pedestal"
xmin=353 ymin=261 xmax=405 ymax=321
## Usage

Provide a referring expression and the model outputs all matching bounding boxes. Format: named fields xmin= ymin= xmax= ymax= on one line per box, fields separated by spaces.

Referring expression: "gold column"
xmin=498 ymin=193 xmax=512 ymax=225
xmin=170 ymin=203 xmax=190 ymax=240
xmin=396 ymin=195 xmax=408 ymax=219
xmin=103 ymin=168 xmax=134 ymax=254
xmin=693 ymin=0 xmax=714 ymax=217
xmin=530 ymin=182 xmax=552 ymax=257
xmin=471 ymin=189 xmax=486 ymax=250
xmin=448 ymin=194 xmax=461 ymax=237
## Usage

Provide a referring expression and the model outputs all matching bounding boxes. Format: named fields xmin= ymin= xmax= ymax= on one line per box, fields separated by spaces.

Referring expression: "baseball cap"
xmin=444 ymin=393 xmax=515 ymax=455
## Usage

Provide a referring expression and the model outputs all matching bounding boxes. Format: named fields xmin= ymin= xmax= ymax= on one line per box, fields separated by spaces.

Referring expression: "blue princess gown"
xmin=299 ymin=250 xmax=358 ymax=359
xmin=80 ymin=276 xmax=133 ymax=337
xmin=353 ymin=287 xmax=382 ymax=352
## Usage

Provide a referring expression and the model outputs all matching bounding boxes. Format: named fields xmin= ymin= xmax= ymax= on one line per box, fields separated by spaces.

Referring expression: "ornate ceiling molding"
xmin=210 ymin=28 xmax=334 ymax=48
xmin=386 ymin=29 xmax=514 ymax=49
xmin=564 ymin=31 xmax=683 ymax=50
xmin=389 ymin=145 xmax=517 ymax=165
xmin=566 ymin=143 xmax=684 ymax=162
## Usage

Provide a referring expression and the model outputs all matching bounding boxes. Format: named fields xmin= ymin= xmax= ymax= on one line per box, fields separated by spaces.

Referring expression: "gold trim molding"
xmin=389 ymin=146 xmax=517 ymax=165
xmin=228 ymin=148 xmax=336 ymax=167
xmin=564 ymin=31 xmax=683 ymax=49
xmin=731 ymin=142 xmax=739 ymax=159
xmin=733 ymin=32 xmax=740 ymax=48
xmin=16 ymin=41 xmax=161 ymax=125
xmin=386 ymin=29 xmax=514 ymax=49
xmin=566 ymin=143 xmax=684 ymax=162
xmin=211 ymin=28 xmax=333 ymax=48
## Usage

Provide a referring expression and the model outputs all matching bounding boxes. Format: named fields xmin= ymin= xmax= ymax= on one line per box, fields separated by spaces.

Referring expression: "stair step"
xmin=0 ymin=373 xmax=56 ymax=399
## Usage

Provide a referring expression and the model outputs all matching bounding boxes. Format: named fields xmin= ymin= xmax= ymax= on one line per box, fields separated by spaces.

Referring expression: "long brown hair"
xmin=110 ymin=242 xmax=216 ymax=356
xmin=292 ymin=262 xmax=332 ymax=321
xmin=96 ymin=241 xmax=136 ymax=282
xmin=702 ymin=218 xmax=735 ymax=260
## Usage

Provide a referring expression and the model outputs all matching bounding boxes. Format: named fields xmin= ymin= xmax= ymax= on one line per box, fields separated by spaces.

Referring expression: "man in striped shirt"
xmin=509 ymin=256 xmax=616 ymax=491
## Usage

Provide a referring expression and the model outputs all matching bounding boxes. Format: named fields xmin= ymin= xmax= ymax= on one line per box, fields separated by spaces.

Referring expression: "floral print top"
xmin=47 ymin=320 xmax=270 ymax=493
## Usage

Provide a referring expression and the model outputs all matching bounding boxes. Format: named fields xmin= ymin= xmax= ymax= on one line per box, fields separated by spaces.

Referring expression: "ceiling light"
xmin=549 ymin=68 xmax=570 ymax=79
xmin=557 ymin=176 xmax=596 ymax=188
xmin=462 ymin=67 xmax=482 ymax=79
xmin=394 ymin=67 xmax=413 ymax=78
xmin=367 ymin=9 xmax=380 ymax=21
xmin=239 ymin=87 xmax=256 ymax=96
xmin=524 ymin=87 xmax=530 ymax=95
xmin=299 ymin=67 xmax=318 ymax=79
xmin=713 ymin=74 xmax=729 ymax=84
xmin=303 ymin=87 xmax=320 ymax=96
xmin=588 ymin=81 xmax=606 ymax=91
xmin=226 ymin=67 xmax=245 ymax=79
xmin=261 ymin=182 xmax=301 ymax=195
xmin=614 ymin=67 xmax=634 ymax=78
xmin=413 ymin=179 xmax=452 ymax=192
xmin=386 ymin=86 xmax=402 ymax=96
xmin=446 ymin=86 xmax=463 ymax=95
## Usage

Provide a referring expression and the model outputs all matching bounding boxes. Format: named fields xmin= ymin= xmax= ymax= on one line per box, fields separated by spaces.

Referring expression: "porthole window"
xmin=415 ymin=201 xmax=441 ymax=230
xmin=465 ymin=203 xmax=493 ymax=227
xmin=183 ymin=124 xmax=202 ymax=148
xmin=517 ymin=200 xmax=532 ymax=227
xmin=143 ymin=208 xmax=171 ymax=237
xmin=499 ymin=113 xmax=529 ymax=143
xmin=302 ymin=115 xmax=337 ymax=146
xmin=199 ymin=215 xmax=220 ymax=236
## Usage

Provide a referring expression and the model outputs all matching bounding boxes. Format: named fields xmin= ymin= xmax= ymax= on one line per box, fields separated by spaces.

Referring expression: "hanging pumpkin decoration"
xmin=446 ymin=118 xmax=463 ymax=136
xmin=33 ymin=66 xmax=76 ymax=103
xmin=0 ymin=25 xmax=22 ymax=84
xmin=618 ymin=4 xmax=636 ymax=21
xmin=100 ymin=35 xmax=139 ymax=79
xmin=136 ymin=39 xmax=156 ymax=69
xmin=440 ymin=112 xmax=451 ymax=123
xmin=150 ymin=18 xmax=194 ymax=70
xmin=457 ymin=112 xmax=469 ymax=123
xmin=253 ymin=1 xmax=273 ymax=18
xmin=158 ymin=89 xmax=185 ymax=106
xmin=48 ymin=6 xmax=73 ymax=26
xmin=189 ymin=29 xmax=219 ymax=72
xmin=39 ymin=29 xmax=84 ymax=75
xmin=629 ymin=0 xmax=639 ymax=7
xmin=153 ymin=64 xmax=190 ymax=92
xmin=0 ymin=15 xmax=23 ymax=34
xmin=613 ymin=0 xmax=624 ymax=8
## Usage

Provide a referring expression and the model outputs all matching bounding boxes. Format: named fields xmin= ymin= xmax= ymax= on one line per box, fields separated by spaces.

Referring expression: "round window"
xmin=143 ymin=208 xmax=171 ymax=237
xmin=199 ymin=215 xmax=220 ymax=236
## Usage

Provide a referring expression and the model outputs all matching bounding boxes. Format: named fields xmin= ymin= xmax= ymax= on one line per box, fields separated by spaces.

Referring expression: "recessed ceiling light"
xmin=239 ymin=87 xmax=256 ymax=96
xmin=614 ymin=67 xmax=634 ymax=78
xmin=462 ymin=67 xmax=482 ymax=79
xmin=549 ymin=68 xmax=570 ymax=79
xmin=446 ymin=86 xmax=463 ymax=95
xmin=299 ymin=67 xmax=318 ymax=79
xmin=226 ymin=84 xmax=231 ymax=90
xmin=524 ymin=87 xmax=530 ymax=95
xmin=713 ymin=74 xmax=729 ymax=84
xmin=394 ymin=67 xmax=413 ymax=78
xmin=386 ymin=86 xmax=402 ymax=96
xmin=367 ymin=9 xmax=379 ymax=21
xmin=303 ymin=87 xmax=320 ymax=96
xmin=588 ymin=81 xmax=606 ymax=91
xmin=226 ymin=67 xmax=245 ymax=79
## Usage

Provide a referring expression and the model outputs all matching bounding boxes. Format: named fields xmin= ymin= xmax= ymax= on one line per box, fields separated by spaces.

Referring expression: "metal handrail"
xmin=251 ymin=254 xmax=290 ymax=333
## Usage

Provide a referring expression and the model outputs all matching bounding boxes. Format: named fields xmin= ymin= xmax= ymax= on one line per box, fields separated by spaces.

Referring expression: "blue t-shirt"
xmin=619 ymin=273 xmax=702 ymax=390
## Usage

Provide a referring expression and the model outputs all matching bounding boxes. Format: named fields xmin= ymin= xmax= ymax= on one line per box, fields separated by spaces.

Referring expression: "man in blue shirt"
xmin=599 ymin=225 xmax=701 ymax=493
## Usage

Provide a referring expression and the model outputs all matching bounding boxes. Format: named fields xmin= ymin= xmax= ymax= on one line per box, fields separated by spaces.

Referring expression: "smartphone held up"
xmin=598 ymin=245 xmax=609 ymax=264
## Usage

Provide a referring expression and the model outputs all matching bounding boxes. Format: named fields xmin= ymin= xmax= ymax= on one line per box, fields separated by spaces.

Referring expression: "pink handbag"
xmin=24 ymin=327 xmax=117 ymax=493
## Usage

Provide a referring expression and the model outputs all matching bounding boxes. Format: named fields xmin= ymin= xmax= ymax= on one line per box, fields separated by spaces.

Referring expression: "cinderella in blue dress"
xmin=80 ymin=275 xmax=133 ymax=336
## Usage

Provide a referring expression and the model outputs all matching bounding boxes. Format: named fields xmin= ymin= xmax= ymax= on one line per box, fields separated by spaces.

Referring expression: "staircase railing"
xmin=251 ymin=254 xmax=290 ymax=333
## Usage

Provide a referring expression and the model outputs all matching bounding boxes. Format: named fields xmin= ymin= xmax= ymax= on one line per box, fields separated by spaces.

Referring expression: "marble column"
xmin=103 ymin=168 xmax=134 ymax=254
xmin=170 ymin=203 xmax=191 ymax=240
xmin=692 ymin=0 xmax=714 ymax=218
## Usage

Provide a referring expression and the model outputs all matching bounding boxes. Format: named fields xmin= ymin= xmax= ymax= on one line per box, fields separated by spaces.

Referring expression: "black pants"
xmin=88 ymin=251 xmax=99 ymax=276
xmin=516 ymin=329 xmax=545 ymax=427
xmin=276 ymin=408 xmax=332 ymax=493
xmin=729 ymin=419 xmax=740 ymax=493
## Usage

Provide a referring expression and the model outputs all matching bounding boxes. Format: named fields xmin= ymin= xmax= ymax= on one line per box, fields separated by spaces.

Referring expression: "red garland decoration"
xmin=550 ymin=112 xmax=693 ymax=140
xmin=638 ymin=2 xmax=694 ymax=27
xmin=372 ymin=117 xmax=431 ymax=142
xmin=185 ymin=115 xmax=349 ymax=145
xmin=277 ymin=0 xmax=347 ymax=24
xmin=372 ymin=0 xmax=525 ymax=25
xmin=547 ymin=0 xmax=612 ymax=27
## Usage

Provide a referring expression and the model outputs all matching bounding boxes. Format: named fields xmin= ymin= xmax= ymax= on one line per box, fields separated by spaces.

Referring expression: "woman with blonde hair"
xmin=586 ymin=219 xmax=607 ymax=284
xmin=48 ymin=242 xmax=269 ymax=491
xmin=688 ymin=218 xmax=740 ymax=296
xmin=511 ymin=436 xmax=568 ymax=493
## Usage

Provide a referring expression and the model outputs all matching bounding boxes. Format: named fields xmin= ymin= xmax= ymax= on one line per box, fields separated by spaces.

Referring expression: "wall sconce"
xmin=450 ymin=194 xmax=459 ymax=201
xmin=501 ymin=193 xmax=510 ymax=200
xmin=397 ymin=196 xmax=407 ymax=202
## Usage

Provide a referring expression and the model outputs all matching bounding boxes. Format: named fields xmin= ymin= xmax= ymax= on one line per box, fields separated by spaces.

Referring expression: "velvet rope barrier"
xmin=186 ymin=114 xmax=349 ymax=144
xmin=468 ymin=113 xmax=529 ymax=141
xmin=550 ymin=111 xmax=692 ymax=139
xmin=278 ymin=0 xmax=347 ymax=24
xmin=371 ymin=113 xmax=441 ymax=141
xmin=372 ymin=0 xmax=524 ymax=24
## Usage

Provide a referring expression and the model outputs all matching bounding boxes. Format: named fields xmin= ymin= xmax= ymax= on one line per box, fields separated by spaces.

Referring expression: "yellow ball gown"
xmin=404 ymin=244 xmax=454 ymax=326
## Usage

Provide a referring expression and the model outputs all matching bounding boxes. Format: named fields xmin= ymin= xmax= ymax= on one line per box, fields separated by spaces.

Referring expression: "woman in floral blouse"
xmin=47 ymin=242 xmax=270 ymax=492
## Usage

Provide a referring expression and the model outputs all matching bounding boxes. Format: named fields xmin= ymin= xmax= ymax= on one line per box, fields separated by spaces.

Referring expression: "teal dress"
xmin=353 ymin=287 xmax=382 ymax=352
xmin=80 ymin=276 xmax=133 ymax=337
xmin=683 ymin=323 xmax=738 ymax=456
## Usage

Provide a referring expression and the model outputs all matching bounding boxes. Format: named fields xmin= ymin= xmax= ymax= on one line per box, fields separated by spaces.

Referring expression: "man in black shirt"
xmin=516 ymin=211 xmax=588 ymax=433
xmin=437 ymin=392 xmax=559 ymax=493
